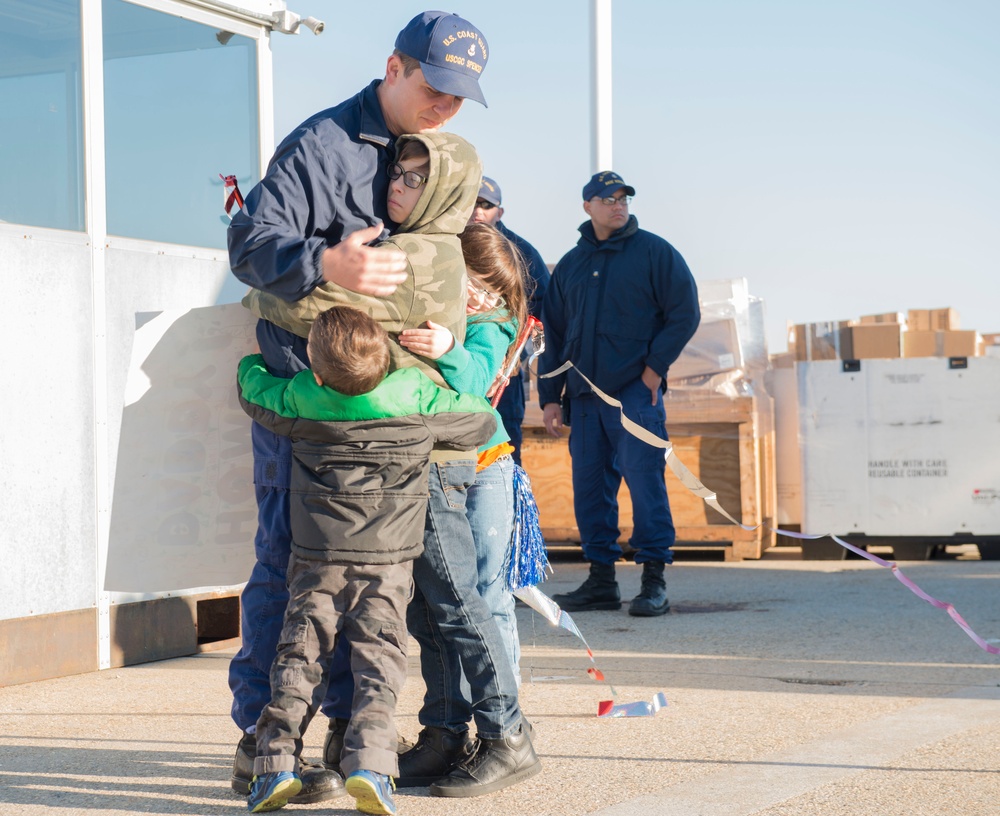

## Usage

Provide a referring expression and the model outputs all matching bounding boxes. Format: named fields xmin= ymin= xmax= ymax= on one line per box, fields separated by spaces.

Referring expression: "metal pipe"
xmin=590 ymin=0 xmax=613 ymax=172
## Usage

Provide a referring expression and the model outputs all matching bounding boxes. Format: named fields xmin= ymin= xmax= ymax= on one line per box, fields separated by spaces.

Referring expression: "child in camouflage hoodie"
xmin=242 ymin=130 xmax=481 ymax=389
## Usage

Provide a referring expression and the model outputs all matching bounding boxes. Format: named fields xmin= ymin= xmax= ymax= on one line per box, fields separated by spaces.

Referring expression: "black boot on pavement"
xmin=396 ymin=726 xmax=474 ymax=788
xmin=231 ymin=731 xmax=345 ymax=803
xmin=551 ymin=561 xmax=620 ymax=611
xmin=325 ymin=716 xmax=416 ymax=776
xmin=429 ymin=723 xmax=542 ymax=798
xmin=322 ymin=717 xmax=350 ymax=776
xmin=629 ymin=560 xmax=670 ymax=617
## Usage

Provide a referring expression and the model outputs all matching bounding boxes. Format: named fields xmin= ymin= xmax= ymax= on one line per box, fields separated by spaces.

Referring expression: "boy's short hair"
xmin=308 ymin=307 xmax=391 ymax=396
xmin=396 ymin=137 xmax=430 ymax=174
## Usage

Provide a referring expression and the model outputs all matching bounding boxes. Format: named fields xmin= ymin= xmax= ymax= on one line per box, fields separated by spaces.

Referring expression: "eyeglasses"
xmin=387 ymin=162 xmax=428 ymax=190
xmin=594 ymin=195 xmax=631 ymax=207
xmin=474 ymin=199 xmax=497 ymax=210
xmin=467 ymin=277 xmax=505 ymax=309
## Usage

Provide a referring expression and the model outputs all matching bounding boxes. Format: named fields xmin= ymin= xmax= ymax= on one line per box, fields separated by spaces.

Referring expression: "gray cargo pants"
xmin=254 ymin=553 xmax=411 ymax=777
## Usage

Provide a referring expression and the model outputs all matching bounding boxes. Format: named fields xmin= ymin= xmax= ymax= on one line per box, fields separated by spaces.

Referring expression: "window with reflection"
xmin=0 ymin=0 xmax=85 ymax=231
xmin=103 ymin=0 xmax=259 ymax=248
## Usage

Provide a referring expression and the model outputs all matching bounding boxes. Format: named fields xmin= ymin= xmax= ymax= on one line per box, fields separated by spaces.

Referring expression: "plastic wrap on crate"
xmin=667 ymin=278 xmax=770 ymax=400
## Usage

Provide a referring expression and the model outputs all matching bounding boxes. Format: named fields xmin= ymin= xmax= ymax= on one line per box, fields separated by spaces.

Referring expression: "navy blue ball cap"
xmin=582 ymin=171 xmax=636 ymax=200
xmin=478 ymin=177 xmax=502 ymax=206
xmin=395 ymin=11 xmax=489 ymax=106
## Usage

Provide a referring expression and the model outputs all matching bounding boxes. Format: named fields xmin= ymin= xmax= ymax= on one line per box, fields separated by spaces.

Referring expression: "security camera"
xmin=301 ymin=17 xmax=324 ymax=35
xmin=271 ymin=10 xmax=326 ymax=36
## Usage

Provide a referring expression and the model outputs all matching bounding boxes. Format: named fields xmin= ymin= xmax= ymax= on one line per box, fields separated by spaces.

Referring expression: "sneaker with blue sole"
xmin=345 ymin=770 xmax=397 ymax=815
xmin=247 ymin=771 xmax=302 ymax=813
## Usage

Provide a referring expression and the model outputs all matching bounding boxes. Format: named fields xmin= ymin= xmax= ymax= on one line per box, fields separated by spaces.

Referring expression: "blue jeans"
xmin=407 ymin=460 xmax=521 ymax=740
xmin=569 ymin=379 xmax=675 ymax=565
xmin=228 ymin=422 xmax=354 ymax=733
xmin=467 ymin=456 xmax=519 ymax=688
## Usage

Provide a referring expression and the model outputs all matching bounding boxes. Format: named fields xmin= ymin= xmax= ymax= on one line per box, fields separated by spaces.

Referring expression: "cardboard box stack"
xmin=790 ymin=307 xmax=985 ymax=362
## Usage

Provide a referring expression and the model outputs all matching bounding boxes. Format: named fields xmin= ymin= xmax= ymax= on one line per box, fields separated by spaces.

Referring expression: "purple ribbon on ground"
xmin=776 ymin=527 xmax=1000 ymax=655
xmin=539 ymin=361 xmax=1000 ymax=657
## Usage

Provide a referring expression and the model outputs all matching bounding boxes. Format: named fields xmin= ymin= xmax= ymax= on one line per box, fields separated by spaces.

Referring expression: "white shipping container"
xmin=798 ymin=358 xmax=1000 ymax=536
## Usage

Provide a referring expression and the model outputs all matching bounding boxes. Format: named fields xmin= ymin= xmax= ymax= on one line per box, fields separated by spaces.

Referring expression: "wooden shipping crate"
xmin=520 ymin=393 xmax=777 ymax=560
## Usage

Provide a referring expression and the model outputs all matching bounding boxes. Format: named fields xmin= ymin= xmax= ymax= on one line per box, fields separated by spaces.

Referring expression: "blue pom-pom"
xmin=504 ymin=464 xmax=551 ymax=590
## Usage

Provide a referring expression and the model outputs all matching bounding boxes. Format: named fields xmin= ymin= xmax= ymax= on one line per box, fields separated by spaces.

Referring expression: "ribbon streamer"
xmin=776 ymin=527 xmax=1000 ymax=655
xmin=516 ymin=585 xmax=673 ymax=715
xmin=220 ymin=173 xmax=244 ymax=216
xmin=541 ymin=362 xmax=752 ymax=530
xmin=598 ymin=692 xmax=668 ymax=718
xmin=515 ymin=585 xmax=611 ymax=686
xmin=538 ymin=360 xmax=1000 ymax=657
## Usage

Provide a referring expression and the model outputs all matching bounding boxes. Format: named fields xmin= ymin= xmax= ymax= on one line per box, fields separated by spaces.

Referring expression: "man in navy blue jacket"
xmin=226 ymin=10 xmax=491 ymax=803
xmin=469 ymin=176 xmax=550 ymax=463
xmin=537 ymin=172 xmax=700 ymax=617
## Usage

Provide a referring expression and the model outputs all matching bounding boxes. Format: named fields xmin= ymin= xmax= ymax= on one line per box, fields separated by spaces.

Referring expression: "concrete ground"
xmin=2 ymin=547 xmax=999 ymax=816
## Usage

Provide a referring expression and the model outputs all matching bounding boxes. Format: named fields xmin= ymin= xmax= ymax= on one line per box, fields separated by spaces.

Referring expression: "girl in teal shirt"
xmin=399 ymin=223 xmax=530 ymax=689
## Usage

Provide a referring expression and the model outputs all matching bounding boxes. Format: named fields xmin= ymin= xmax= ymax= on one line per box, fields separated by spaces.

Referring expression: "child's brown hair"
xmin=460 ymin=222 xmax=532 ymax=375
xmin=307 ymin=306 xmax=390 ymax=396
xmin=396 ymin=138 xmax=430 ymax=176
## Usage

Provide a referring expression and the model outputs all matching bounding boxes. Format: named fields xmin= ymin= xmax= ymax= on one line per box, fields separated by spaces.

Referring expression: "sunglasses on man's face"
xmin=474 ymin=199 xmax=497 ymax=210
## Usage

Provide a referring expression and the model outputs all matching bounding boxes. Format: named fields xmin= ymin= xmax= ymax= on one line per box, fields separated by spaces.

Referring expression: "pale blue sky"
xmin=270 ymin=1 xmax=999 ymax=353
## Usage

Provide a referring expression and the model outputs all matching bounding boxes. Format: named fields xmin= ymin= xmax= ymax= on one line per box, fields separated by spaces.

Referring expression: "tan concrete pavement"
xmin=2 ymin=549 xmax=999 ymax=816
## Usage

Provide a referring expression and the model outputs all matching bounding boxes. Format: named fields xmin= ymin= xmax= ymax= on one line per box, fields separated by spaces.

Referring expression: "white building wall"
xmin=1 ymin=230 xmax=98 ymax=619
xmin=0 ymin=0 xmax=281 ymax=682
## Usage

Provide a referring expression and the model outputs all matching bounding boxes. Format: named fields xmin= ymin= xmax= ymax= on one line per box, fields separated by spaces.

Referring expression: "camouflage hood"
xmin=395 ymin=131 xmax=481 ymax=236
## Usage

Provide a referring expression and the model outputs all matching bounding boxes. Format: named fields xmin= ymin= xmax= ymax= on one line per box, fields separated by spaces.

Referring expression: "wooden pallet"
xmin=520 ymin=393 xmax=777 ymax=560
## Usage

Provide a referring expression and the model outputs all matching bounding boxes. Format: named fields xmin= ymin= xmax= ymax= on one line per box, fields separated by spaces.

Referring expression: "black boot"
xmin=230 ymin=731 xmax=346 ymax=803
xmin=551 ymin=561 xmax=621 ymax=611
xmin=322 ymin=717 xmax=350 ymax=776
xmin=429 ymin=723 xmax=542 ymax=798
xmin=396 ymin=726 xmax=475 ymax=788
xmin=629 ymin=560 xmax=669 ymax=617
xmin=324 ymin=716 xmax=416 ymax=775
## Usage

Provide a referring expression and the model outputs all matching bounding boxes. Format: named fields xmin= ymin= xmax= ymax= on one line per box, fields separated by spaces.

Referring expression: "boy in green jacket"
xmin=239 ymin=305 xmax=495 ymax=814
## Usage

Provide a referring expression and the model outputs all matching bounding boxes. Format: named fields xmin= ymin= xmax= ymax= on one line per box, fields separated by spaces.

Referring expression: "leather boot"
xmin=629 ymin=560 xmax=670 ymax=617
xmin=324 ymin=716 xmax=416 ymax=776
xmin=322 ymin=717 xmax=350 ymax=776
xmin=230 ymin=731 xmax=345 ymax=803
xmin=429 ymin=723 xmax=542 ymax=798
xmin=396 ymin=726 xmax=474 ymax=788
xmin=551 ymin=561 xmax=620 ymax=611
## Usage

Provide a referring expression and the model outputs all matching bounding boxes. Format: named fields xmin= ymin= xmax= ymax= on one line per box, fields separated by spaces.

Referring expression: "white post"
xmin=590 ymin=0 xmax=613 ymax=172
xmin=81 ymin=0 xmax=112 ymax=670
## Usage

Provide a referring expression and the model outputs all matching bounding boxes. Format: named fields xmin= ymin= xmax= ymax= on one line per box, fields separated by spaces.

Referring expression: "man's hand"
xmin=641 ymin=365 xmax=662 ymax=405
xmin=398 ymin=321 xmax=455 ymax=360
xmin=321 ymin=223 xmax=407 ymax=296
xmin=542 ymin=403 xmax=563 ymax=437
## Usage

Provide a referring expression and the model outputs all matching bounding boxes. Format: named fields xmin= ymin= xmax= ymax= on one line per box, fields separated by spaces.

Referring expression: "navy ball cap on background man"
xmin=469 ymin=176 xmax=550 ymax=463
xmin=537 ymin=171 xmax=700 ymax=618
xmin=226 ymin=9 xmax=489 ymax=804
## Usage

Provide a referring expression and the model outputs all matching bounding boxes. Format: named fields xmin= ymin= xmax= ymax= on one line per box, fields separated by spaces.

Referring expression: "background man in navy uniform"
xmin=537 ymin=171 xmax=700 ymax=618
xmin=227 ymin=10 xmax=491 ymax=803
xmin=469 ymin=177 xmax=550 ymax=463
